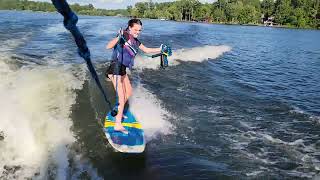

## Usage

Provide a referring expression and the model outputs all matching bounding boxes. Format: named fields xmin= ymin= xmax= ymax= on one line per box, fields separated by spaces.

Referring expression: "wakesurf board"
xmin=104 ymin=110 xmax=145 ymax=153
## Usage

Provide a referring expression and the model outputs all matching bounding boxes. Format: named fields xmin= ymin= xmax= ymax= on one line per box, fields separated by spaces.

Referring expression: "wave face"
xmin=1 ymin=10 xmax=320 ymax=179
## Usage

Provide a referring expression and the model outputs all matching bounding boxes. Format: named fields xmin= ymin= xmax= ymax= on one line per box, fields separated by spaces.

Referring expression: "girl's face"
xmin=129 ymin=24 xmax=142 ymax=38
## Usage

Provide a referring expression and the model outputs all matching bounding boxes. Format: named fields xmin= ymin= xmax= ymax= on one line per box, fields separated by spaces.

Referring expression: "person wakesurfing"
xmin=105 ymin=18 xmax=171 ymax=133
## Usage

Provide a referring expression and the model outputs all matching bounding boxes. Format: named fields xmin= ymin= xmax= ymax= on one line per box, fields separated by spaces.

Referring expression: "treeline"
xmin=0 ymin=0 xmax=319 ymax=29
xmin=0 ymin=0 xmax=129 ymax=16
xmin=130 ymin=0 xmax=320 ymax=29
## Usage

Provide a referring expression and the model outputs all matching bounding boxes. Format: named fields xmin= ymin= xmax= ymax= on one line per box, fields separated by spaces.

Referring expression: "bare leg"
xmin=123 ymin=74 xmax=133 ymax=102
xmin=122 ymin=74 xmax=132 ymax=118
xmin=108 ymin=74 xmax=128 ymax=133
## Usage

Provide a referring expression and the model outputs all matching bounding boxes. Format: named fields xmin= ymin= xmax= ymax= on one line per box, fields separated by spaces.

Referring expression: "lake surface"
xmin=0 ymin=10 xmax=320 ymax=179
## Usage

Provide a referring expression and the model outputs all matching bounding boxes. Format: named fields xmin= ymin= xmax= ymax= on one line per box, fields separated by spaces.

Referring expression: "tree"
xmin=135 ymin=2 xmax=148 ymax=17
xmin=225 ymin=1 xmax=243 ymax=23
xmin=274 ymin=0 xmax=292 ymax=25
xmin=194 ymin=3 xmax=212 ymax=21
xmin=294 ymin=7 xmax=307 ymax=27
xmin=127 ymin=5 xmax=132 ymax=16
xmin=88 ymin=4 xmax=94 ymax=10
xmin=212 ymin=8 xmax=227 ymax=22
xmin=167 ymin=3 xmax=182 ymax=20
xmin=261 ymin=0 xmax=274 ymax=19
xmin=239 ymin=5 xmax=259 ymax=24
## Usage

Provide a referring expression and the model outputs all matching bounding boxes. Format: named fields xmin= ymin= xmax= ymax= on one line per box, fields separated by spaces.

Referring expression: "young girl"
xmin=106 ymin=19 xmax=161 ymax=133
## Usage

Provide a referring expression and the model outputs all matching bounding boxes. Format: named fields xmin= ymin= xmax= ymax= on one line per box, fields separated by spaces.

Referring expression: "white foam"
xmin=290 ymin=106 xmax=320 ymax=124
xmin=262 ymin=134 xmax=304 ymax=146
xmin=246 ymin=170 xmax=263 ymax=176
xmin=68 ymin=153 xmax=103 ymax=180
xmin=290 ymin=106 xmax=306 ymax=115
xmin=171 ymin=45 xmax=231 ymax=63
xmin=134 ymin=45 xmax=231 ymax=70
xmin=0 ymin=37 xmax=30 ymax=53
xmin=0 ymin=59 xmax=87 ymax=179
xmin=44 ymin=23 xmax=66 ymax=35
xmin=129 ymin=84 xmax=174 ymax=141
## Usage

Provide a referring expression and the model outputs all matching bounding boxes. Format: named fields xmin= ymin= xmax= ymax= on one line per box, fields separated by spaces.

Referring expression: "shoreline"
xmin=1 ymin=9 xmax=319 ymax=31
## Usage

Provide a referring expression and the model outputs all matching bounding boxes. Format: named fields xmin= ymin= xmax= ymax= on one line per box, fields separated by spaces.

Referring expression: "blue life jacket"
xmin=112 ymin=31 xmax=140 ymax=69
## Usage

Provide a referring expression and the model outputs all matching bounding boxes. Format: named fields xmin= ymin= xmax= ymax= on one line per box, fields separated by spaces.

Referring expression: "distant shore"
xmin=1 ymin=9 xmax=318 ymax=31
xmin=1 ymin=0 xmax=319 ymax=30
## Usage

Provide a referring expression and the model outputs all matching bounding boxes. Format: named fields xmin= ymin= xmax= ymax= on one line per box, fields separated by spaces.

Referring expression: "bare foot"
xmin=114 ymin=123 xmax=128 ymax=134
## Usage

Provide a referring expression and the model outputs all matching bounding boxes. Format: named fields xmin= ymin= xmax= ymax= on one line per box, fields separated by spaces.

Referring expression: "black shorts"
xmin=106 ymin=61 xmax=127 ymax=77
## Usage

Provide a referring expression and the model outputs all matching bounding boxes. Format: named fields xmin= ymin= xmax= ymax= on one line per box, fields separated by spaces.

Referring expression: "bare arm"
xmin=139 ymin=43 xmax=161 ymax=54
xmin=106 ymin=37 xmax=119 ymax=49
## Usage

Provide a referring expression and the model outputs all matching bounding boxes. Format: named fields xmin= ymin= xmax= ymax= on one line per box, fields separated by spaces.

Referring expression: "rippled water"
xmin=0 ymin=10 xmax=320 ymax=179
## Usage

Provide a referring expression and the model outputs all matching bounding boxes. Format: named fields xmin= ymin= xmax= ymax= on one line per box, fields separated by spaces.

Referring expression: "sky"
xmin=31 ymin=0 xmax=216 ymax=10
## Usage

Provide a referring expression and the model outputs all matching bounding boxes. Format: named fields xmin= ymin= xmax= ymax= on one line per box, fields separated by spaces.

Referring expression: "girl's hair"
xmin=126 ymin=19 xmax=142 ymax=30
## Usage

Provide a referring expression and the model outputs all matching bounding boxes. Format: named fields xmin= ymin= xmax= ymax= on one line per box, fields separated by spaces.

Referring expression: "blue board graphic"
xmin=104 ymin=110 xmax=145 ymax=153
